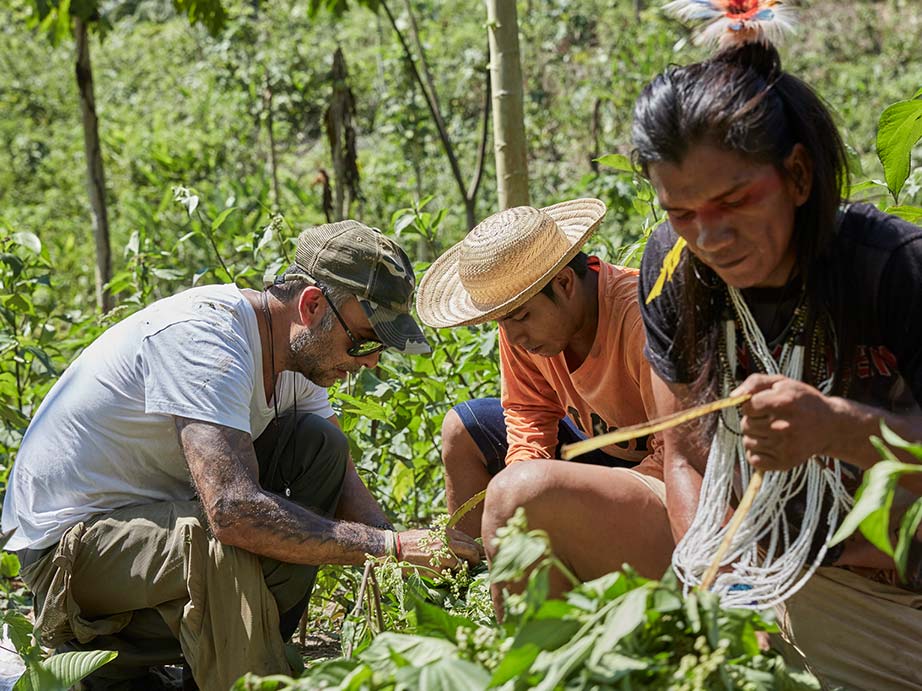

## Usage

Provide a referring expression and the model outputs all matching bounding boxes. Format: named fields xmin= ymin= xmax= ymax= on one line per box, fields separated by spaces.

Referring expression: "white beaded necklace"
xmin=671 ymin=286 xmax=853 ymax=609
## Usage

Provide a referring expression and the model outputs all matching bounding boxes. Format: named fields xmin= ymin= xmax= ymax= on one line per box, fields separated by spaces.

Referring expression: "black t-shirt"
xmin=639 ymin=203 xmax=922 ymax=576
xmin=639 ymin=203 xmax=922 ymax=415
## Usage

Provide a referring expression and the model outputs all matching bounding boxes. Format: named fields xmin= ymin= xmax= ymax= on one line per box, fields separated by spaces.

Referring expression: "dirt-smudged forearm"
xmin=175 ymin=416 xmax=385 ymax=565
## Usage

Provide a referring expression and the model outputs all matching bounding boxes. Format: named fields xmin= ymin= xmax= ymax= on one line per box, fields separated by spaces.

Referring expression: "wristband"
xmin=395 ymin=532 xmax=402 ymax=561
xmin=383 ymin=530 xmax=398 ymax=558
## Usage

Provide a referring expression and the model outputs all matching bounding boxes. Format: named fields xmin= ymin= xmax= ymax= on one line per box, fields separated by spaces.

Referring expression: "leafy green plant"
xmin=877 ymin=87 xmax=922 ymax=204
xmin=236 ymin=511 xmax=818 ymax=690
xmin=0 ymin=531 xmax=118 ymax=691
xmin=830 ymin=423 xmax=922 ymax=581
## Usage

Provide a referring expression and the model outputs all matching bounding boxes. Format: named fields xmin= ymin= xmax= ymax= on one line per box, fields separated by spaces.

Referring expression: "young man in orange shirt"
xmin=416 ymin=199 xmax=674 ymax=606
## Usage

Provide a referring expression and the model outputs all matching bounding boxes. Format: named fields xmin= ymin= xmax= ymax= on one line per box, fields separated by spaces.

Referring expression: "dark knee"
xmin=295 ymin=414 xmax=350 ymax=473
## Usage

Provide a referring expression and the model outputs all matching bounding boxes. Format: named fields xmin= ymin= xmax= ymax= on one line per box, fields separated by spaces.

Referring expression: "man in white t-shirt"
xmin=2 ymin=220 xmax=480 ymax=691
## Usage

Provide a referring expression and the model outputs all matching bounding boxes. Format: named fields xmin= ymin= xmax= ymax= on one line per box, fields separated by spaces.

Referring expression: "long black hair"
xmin=631 ymin=42 xmax=852 ymax=394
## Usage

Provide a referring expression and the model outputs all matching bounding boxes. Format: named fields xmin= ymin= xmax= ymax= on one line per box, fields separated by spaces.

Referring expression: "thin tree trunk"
xmin=263 ymin=74 xmax=282 ymax=211
xmin=485 ymin=0 xmax=529 ymax=209
xmin=75 ymin=17 xmax=111 ymax=311
xmin=326 ymin=48 xmax=360 ymax=221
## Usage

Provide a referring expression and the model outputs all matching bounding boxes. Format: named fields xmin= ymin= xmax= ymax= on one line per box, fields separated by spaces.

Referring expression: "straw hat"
xmin=416 ymin=198 xmax=607 ymax=328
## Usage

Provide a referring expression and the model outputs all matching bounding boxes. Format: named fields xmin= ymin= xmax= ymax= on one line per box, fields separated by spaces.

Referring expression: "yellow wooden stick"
xmin=700 ymin=468 xmax=765 ymax=591
xmin=560 ymin=393 xmax=752 ymax=460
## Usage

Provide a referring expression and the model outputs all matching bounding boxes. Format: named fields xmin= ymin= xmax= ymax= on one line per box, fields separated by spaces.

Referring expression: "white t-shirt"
xmin=2 ymin=284 xmax=333 ymax=551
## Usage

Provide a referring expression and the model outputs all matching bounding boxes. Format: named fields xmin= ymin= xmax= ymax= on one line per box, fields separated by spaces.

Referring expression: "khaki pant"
xmin=776 ymin=566 xmax=922 ymax=690
xmin=21 ymin=413 xmax=348 ymax=691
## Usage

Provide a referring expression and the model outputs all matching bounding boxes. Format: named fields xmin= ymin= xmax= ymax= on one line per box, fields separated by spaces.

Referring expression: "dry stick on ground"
xmin=344 ymin=562 xmax=375 ymax=659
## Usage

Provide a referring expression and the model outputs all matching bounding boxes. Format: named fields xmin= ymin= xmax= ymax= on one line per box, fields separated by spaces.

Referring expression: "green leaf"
xmin=13 ymin=663 xmax=61 ymax=691
xmin=418 ymin=657 xmax=490 ymax=691
xmin=360 ymin=633 xmax=456 ymax=668
xmin=413 ymin=600 xmax=474 ymax=643
xmin=334 ymin=392 xmax=390 ymax=422
xmin=876 ymin=98 xmax=922 ymax=202
xmin=880 ymin=422 xmax=922 ymax=462
xmin=829 ymin=458 xmax=922 ymax=551
xmin=211 ymin=206 xmax=237 ymax=232
xmin=11 ymin=232 xmax=41 ymax=255
xmin=490 ymin=532 xmax=550 ymax=583
xmin=533 ymin=635 xmax=595 ymax=691
xmin=151 ymin=268 xmax=186 ymax=281
xmin=512 ymin=618 xmax=580 ymax=652
xmin=40 ymin=651 xmax=119 ymax=689
xmin=589 ymin=587 xmax=649 ymax=664
xmin=884 ymin=205 xmax=922 ymax=225
xmin=595 ymin=153 xmax=633 ymax=173
xmin=894 ymin=499 xmax=922 ymax=581
xmin=490 ymin=643 xmax=541 ymax=686
xmin=1 ymin=551 xmax=21 ymax=578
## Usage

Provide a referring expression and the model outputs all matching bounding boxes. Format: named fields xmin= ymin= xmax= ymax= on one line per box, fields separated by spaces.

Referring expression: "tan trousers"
xmin=777 ymin=566 xmax=922 ymax=690
xmin=21 ymin=413 xmax=349 ymax=691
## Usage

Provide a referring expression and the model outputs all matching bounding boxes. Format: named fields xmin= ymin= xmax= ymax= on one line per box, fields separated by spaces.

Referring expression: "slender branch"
xmin=467 ymin=51 xmax=491 ymax=203
xmin=379 ymin=0 xmax=466 ymax=201
xmin=401 ymin=0 xmax=439 ymax=111
xmin=368 ymin=567 xmax=385 ymax=632
xmin=200 ymin=219 xmax=233 ymax=280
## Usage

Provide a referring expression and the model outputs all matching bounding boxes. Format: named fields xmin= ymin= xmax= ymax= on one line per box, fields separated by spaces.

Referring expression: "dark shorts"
xmin=452 ymin=397 xmax=637 ymax=476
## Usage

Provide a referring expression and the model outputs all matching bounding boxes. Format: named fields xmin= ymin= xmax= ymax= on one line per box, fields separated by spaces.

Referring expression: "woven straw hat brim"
xmin=416 ymin=198 xmax=606 ymax=328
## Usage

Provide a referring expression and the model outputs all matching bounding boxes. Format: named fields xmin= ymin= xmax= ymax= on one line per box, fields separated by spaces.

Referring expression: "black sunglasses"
xmin=318 ymin=286 xmax=388 ymax=358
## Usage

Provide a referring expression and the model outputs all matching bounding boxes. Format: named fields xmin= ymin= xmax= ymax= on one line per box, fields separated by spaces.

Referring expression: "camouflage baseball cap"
xmin=282 ymin=220 xmax=431 ymax=355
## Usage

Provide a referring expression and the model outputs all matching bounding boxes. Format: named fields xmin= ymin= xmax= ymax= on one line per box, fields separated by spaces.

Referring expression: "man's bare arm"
xmin=174 ymin=417 xmax=481 ymax=567
xmin=175 ymin=416 xmax=384 ymax=565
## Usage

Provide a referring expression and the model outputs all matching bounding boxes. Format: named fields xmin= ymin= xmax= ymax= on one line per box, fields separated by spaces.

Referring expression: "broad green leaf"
xmin=1 ymin=551 xmax=21 ymax=578
xmin=595 ymin=153 xmax=633 ymax=173
xmin=13 ymin=663 xmax=60 ymax=691
xmin=829 ymin=458 xmax=922 ymax=551
xmin=39 ymin=651 xmax=119 ymax=689
xmin=876 ymin=98 xmax=922 ymax=202
xmin=490 ymin=643 xmax=541 ymax=686
xmin=884 ymin=205 xmax=922 ymax=225
xmin=360 ymin=633 xmax=456 ymax=668
xmin=512 ymin=618 xmax=580 ymax=652
xmin=413 ymin=600 xmax=474 ymax=642
xmin=11 ymin=232 xmax=41 ymax=255
xmin=417 ymin=657 xmax=490 ymax=691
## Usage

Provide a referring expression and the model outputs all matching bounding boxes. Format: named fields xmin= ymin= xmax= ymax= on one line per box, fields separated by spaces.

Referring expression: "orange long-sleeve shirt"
xmin=500 ymin=259 xmax=662 ymax=476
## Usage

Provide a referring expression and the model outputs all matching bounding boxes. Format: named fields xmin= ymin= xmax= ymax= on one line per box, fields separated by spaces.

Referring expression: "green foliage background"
xmin=1 ymin=0 xmax=922 ymax=683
